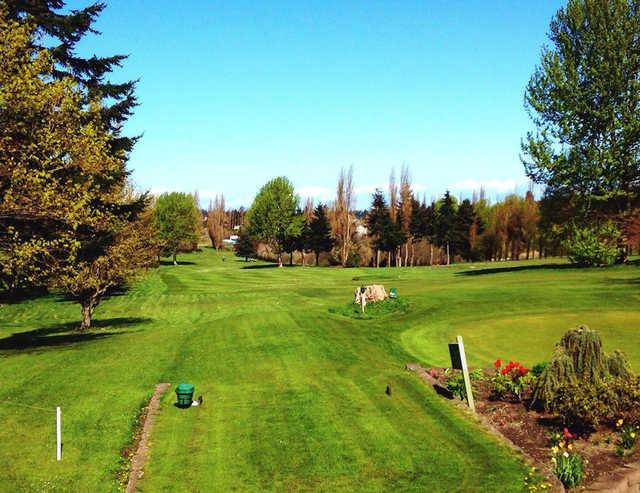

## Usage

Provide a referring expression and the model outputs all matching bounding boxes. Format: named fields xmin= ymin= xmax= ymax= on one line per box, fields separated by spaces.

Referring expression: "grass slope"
xmin=0 ymin=249 xmax=638 ymax=491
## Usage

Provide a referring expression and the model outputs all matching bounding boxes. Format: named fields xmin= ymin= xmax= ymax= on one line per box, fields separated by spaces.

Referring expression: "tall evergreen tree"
xmin=367 ymin=190 xmax=406 ymax=267
xmin=0 ymin=13 xmax=149 ymax=328
xmin=435 ymin=191 xmax=457 ymax=265
xmin=5 ymin=0 xmax=138 ymax=155
xmin=308 ymin=204 xmax=334 ymax=266
xmin=408 ymin=196 xmax=424 ymax=266
xmin=367 ymin=190 xmax=388 ymax=268
xmin=424 ymin=202 xmax=437 ymax=265
xmin=455 ymin=199 xmax=475 ymax=261
xmin=234 ymin=228 xmax=256 ymax=262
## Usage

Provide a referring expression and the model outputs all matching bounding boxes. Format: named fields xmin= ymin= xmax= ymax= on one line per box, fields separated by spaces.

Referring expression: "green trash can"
xmin=389 ymin=288 xmax=398 ymax=299
xmin=175 ymin=383 xmax=195 ymax=408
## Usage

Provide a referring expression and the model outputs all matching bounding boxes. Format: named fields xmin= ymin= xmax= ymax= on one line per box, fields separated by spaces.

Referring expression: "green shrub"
xmin=446 ymin=371 xmax=466 ymax=400
xmin=445 ymin=369 xmax=483 ymax=401
xmin=564 ymin=222 xmax=620 ymax=267
xmin=607 ymin=350 xmax=633 ymax=379
xmin=550 ymin=381 xmax=616 ymax=429
xmin=345 ymin=250 xmax=362 ymax=268
xmin=531 ymin=362 xmax=547 ymax=377
xmin=328 ymin=298 xmax=408 ymax=320
xmin=531 ymin=326 xmax=632 ymax=411
xmin=550 ymin=376 xmax=640 ymax=430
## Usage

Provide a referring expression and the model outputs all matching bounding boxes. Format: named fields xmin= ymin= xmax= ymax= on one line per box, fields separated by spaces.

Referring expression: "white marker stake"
xmin=456 ymin=336 xmax=475 ymax=413
xmin=56 ymin=406 xmax=62 ymax=461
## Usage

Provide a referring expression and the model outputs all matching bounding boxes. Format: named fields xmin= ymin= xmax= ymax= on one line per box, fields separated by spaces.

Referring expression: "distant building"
xmin=223 ymin=234 xmax=239 ymax=245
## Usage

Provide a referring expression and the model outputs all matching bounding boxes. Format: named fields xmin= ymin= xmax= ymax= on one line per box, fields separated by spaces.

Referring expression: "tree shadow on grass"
xmin=0 ymin=317 xmax=152 ymax=352
xmin=456 ymin=263 xmax=575 ymax=276
xmin=0 ymin=286 xmax=50 ymax=305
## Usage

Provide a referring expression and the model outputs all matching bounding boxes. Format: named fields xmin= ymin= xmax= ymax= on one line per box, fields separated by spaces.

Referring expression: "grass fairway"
xmin=1 ymin=250 xmax=639 ymax=492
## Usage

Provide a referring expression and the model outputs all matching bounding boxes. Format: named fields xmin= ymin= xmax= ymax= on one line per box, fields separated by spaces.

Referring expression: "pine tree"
xmin=234 ymin=229 xmax=256 ymax=262
xmin=367 ymin=190 xmax=405 ymax=267
xmin=0 ymin=13 xmax=149 ymax=328
xmin=424 ymin=202 xmax=437 ymax=265
xmin=435 ymin=191 xmax=457 ymax=265
xmin=408 ymin=196 xmax=424 ymax=266
xmin=455 ymin=199 xmax=475 ymax=261
xmin=366 ymin=190 xmax=388 ymax=267
xmin=5 ymin=1 xmax=138 ymax=155
xmin=309 ymin=204 xmax=334 ymax=266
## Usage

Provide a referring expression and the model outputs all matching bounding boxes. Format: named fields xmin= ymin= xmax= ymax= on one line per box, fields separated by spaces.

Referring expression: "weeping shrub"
xmin=532 ymin=326 xmax=633 ymax=413
xmin=607 ymin=350 xmax=633 ymax=380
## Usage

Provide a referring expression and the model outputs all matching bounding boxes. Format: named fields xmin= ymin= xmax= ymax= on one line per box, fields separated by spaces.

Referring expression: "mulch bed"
xmin=124 ymin=383 xmax=171 ymax=493
xmin=410 ymin=364 xmax=640 ymax=491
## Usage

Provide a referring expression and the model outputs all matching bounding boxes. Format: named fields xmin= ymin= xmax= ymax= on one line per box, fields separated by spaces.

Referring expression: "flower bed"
xmin=425 ymin=365 xmax=640 ymax=491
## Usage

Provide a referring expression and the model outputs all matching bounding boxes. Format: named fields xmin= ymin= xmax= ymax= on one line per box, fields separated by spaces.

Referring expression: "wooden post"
xmin=56 ymin=406 xmax=62 ymax=461
xmin=456 ymin=336 xmax=475 ymax=412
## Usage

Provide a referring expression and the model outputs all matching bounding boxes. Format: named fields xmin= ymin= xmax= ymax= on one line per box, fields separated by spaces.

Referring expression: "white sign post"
xmin=456 ymin=336 xmax=475 ymax=413
xmin=56 ymin=406 xmax=62 ymax=461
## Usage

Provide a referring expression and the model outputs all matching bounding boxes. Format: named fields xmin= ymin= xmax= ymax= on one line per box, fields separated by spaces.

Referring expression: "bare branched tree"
xmin=207 ymin=194 xmax=226 ymax=249
xmin=333 ymin=166 xmax=355 ymax=266
xmin=399 ymin=165 xmax=413 ymax=266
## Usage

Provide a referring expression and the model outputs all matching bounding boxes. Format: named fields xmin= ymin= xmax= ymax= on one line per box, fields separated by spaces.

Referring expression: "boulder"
xmin=354 ymin=285 xmax=388 ymax=304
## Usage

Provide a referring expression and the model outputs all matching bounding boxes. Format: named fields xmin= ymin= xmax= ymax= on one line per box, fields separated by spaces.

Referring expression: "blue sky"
xmin=72 ymin=0 xmax=564 ymax=208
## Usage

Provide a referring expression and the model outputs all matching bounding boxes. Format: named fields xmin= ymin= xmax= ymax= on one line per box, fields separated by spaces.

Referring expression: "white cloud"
xmin=295 ymin=186 xmax=333 ymax=200
xmin=447 ymin=177 xmax=529 ymax=193
xmin=354 ymin=183 xmax=386 ymax=195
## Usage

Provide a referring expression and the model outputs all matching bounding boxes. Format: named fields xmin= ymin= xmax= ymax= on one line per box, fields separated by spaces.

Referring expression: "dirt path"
xmin=126 ymin=383 xmax=171 ymax=493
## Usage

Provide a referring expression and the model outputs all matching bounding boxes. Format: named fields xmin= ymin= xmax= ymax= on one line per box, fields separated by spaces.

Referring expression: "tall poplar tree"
xmin=522 ymin=0 xmax=640 ymax=216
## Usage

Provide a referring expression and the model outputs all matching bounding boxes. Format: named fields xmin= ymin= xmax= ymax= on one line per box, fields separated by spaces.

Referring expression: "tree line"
xmin=229 ymin=168 xmax=544 ymax=268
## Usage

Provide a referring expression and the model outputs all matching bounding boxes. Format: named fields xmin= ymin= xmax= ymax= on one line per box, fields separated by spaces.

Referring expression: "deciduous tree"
xmin=333 ymin=166 xmax=355 ymax=266
xmin=153 ymin=192 xmax=201 ymax=265
xmin=207 ymin=194 xmax=226 ymax=249
xmin=522 ymin=0 xmax=640 ymax=217
xmin=246 ymin=177 xmax=302 ymax=268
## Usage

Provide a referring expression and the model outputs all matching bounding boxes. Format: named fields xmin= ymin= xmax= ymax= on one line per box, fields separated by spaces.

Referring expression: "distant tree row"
xmin=237 ymin=177 xmax=334 ymax=267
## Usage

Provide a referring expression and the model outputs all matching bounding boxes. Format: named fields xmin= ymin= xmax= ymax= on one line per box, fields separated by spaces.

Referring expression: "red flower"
xmin=518 ymin=366 xmax=528 ymax=376
xmin=501 ymin=367 xmax=509 ymax=375
xmin=494 ymin=359 xmax=502 ymax=368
